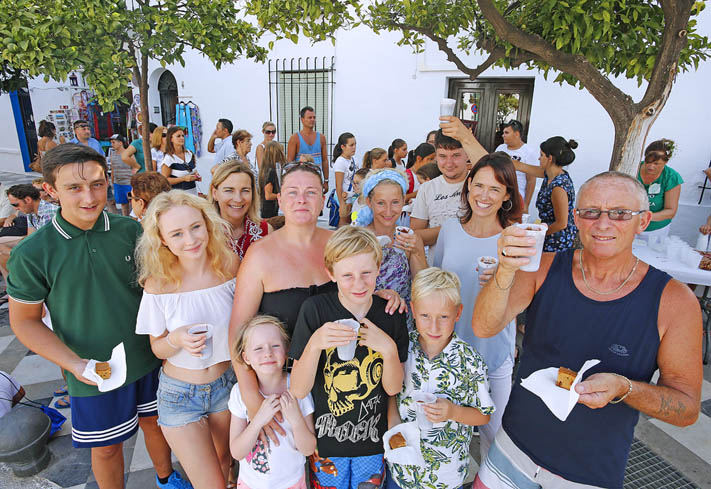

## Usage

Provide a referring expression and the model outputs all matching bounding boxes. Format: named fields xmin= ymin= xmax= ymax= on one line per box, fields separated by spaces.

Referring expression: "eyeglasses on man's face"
xmin=575 ymin=208 xmax=647 ymax=221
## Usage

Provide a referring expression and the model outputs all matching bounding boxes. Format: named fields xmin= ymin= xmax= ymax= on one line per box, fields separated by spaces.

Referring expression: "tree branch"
xmin=637 ymin=0 xmax=695 ymax=111
xmin=388 ymin=21 xmax=507 ymax=80
xmin=476 ymin=0 xmax=634 ymax=120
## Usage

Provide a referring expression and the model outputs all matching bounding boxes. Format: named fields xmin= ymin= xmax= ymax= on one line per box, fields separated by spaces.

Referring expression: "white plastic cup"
xmin=335 ymin=319 xmax=360 ymax=361
xmin=412 ymin=391 xmax=437 ymax=430
xmin=696 ymin=232 xmax=709 ymax=252
xmin=521 ymin=213 xmax=530 ymax=224
xmin=648 ymin=234 xmax=664 ymax=252
xmin=477 ymin=256 xmax=498 ymax=280
xmin=395 ymin=226 xmax=413 ymax=236
xmin=514 ymin=223 xmax=548 ymax=272
xmin=188 ymin=323 xmax=213 ymax=359
xmin=440 ymin=98 xmax=456 ymax=117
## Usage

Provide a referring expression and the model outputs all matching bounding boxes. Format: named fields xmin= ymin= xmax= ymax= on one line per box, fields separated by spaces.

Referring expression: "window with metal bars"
xmin=268 ymin=57 xmax=335 ymax=162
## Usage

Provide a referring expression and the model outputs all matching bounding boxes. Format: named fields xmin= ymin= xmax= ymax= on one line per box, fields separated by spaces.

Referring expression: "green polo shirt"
xmin=6 ymin=210 xmax=160 ymax=397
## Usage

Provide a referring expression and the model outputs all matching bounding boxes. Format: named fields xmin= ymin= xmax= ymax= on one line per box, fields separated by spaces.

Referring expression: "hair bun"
xmin=567 ymin=139 xmax=579 ymax=150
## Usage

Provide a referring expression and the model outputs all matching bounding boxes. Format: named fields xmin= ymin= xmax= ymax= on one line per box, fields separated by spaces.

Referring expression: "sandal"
xmin=54 ymin=384 xmax=68 ymax=396
xmin=55 ymin=396 xmax=70 ymax=409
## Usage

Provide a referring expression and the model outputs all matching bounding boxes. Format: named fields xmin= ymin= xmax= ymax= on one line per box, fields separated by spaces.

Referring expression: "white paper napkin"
xmin=520 ymin=359 xmax=600 ymax=421
xmin=383 ymin=422 xmax=426 ymax=467
xmin=82 ymin=342 xmax=127 ymax=392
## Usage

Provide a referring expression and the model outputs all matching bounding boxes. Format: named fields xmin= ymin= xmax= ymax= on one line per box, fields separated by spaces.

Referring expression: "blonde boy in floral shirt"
xmin=387 ymin=267 xmax=495 ymax=489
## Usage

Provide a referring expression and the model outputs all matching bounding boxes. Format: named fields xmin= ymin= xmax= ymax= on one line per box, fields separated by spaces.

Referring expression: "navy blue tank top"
xmin=502 ymin=249 xmax=670 ymax=488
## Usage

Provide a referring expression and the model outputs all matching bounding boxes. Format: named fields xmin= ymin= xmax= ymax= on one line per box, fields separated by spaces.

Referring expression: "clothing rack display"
xmin=175 ymin=101 xmax=203 ymax=157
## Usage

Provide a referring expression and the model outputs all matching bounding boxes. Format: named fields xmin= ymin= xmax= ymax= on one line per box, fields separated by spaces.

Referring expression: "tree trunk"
xmin=609 ymin=65 xmax=675 ymax=176
xmin=139 ymin=52 xmax=152 ymax=172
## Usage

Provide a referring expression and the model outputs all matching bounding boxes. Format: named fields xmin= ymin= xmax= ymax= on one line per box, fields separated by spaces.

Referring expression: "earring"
xmin=502 ymin=200 xmax=513 ymax=211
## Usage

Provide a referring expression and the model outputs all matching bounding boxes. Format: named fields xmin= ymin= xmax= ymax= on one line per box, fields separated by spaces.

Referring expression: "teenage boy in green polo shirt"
xmin=7 ymin=144 xmax=191 ymax=489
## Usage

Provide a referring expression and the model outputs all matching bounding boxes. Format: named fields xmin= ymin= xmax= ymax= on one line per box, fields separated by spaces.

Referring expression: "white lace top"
xmin=136 ymin=279 xmax=235 ymax=369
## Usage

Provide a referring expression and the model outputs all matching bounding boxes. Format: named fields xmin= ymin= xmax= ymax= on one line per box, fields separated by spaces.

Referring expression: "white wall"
xmin=2 ymin=10 xmax=710 ymax=220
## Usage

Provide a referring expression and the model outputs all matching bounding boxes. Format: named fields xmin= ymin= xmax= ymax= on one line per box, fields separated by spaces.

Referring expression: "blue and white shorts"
xmin=70 ymin=367 xmax=159 ymax=448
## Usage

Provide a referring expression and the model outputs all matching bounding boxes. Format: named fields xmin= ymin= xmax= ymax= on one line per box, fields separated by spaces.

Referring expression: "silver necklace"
xmin=579 ymin=249 xmax=639 ymax=296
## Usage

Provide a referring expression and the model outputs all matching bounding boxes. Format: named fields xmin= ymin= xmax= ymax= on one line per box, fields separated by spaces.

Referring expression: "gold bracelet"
xmin=609 ymin=374 xmax=632 ymax=404
xmin=494 ymin=271 xmax=515 ymax=290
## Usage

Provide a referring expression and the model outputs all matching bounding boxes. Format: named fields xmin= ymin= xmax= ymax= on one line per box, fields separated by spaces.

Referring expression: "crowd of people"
xmin=0 ymin=107 xmax=704 ymax=489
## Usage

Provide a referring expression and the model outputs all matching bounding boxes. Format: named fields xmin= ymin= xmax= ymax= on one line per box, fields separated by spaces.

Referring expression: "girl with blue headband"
xmin=355 ymin=169 xmax=428 ymax=329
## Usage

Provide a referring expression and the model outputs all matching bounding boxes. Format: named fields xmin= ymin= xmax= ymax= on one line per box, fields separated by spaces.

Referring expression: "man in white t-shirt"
xmin=208 ymin=118 xmax=235 ymax=165
xmin=411 ymin=118 xmax=487 ymax=246
xmin=495 ymin=120 xmax=539 ymax=213
xmin=0 ymin=371 xmax=24 ymax=418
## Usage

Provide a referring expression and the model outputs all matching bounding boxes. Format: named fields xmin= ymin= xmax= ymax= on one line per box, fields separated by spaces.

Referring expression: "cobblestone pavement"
xmin=0 ymin=170 xmax=710 ymax=488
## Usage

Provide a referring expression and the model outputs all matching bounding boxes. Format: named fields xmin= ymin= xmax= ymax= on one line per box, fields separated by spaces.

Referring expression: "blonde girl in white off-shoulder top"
xmin=135 ymin=189 xmax=239 ymax=489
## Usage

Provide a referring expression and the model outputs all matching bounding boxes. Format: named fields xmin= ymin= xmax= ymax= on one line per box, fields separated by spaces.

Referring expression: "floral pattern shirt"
xmin=535 ymin=170 xmax=577 ymax=252
xmin=390 ymin=331 xmax=495 ymax=489
xmin=375 ymin=245 xmax=413 ymax=330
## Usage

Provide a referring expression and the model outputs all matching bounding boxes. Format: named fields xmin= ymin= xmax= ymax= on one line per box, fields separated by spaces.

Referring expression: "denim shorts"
xmin=156 ymin=367 xmax=236 ymax=427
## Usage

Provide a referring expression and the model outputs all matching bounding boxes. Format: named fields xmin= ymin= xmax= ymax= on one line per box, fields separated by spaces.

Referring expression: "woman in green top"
xmin=637 ymin=139 xmax=683 ymax=235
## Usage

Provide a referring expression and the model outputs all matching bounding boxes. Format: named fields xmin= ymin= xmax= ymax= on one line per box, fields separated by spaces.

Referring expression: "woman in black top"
xmin=228 ymin=163 xmax=405 ymax=443
xmin=258 ymin=141 xmax=284 ymax=218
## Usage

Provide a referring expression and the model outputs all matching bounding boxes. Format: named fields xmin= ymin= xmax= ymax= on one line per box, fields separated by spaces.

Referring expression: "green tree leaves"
xmin=0 ymin=0 xmax=267 ymax=106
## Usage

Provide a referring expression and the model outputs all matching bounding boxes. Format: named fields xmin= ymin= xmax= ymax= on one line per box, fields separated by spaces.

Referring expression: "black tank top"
xmin=502 ymin=249 xmax=670 ymax=488
xmin=259 ymin=281 xmax=337 ymax=338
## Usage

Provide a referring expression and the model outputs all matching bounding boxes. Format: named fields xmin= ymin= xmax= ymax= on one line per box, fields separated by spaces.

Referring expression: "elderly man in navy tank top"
xmin=287 ymin=106 xmax=329 ymax=190
xmin=471 ymin=171 xmax=702 ymax=489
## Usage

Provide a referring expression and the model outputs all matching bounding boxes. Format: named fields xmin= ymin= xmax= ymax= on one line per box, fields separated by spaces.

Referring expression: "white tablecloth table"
xmin=632 ymin=243 xmax=711 ymax=287
xmin=633 ymin=243 xmax=711 ymax=363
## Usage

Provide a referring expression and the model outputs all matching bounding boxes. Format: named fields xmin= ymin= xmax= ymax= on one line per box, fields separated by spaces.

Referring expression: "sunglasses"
xmin=127 ymin=192 xmax=145 ymax=203
xmin=281 ymin=161 xmax=323 ymax=182
xmin=575 ymin=208 xmax=647 ymax=221
xmin=264 ymin=129 xmax=276 ymax=135
xmin=162 ymin=133 xmax=167 ymax=138
xmin=9 ymin=202 xmax=19 ymax=208
xmin=75 ymin=124 xmax=90 ymax=129
xmin=505 ymin=120 xmax=523 ymax=132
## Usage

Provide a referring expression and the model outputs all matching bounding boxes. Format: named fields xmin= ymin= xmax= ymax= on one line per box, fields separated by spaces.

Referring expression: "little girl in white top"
xmin=135 ymin=189 xmax=239 ymax=489
xmin=229 ymin=315 xmax=316 ymax=489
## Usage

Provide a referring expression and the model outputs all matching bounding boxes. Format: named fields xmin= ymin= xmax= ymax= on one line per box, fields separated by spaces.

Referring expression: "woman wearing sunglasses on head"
xmin=509 ymin=136 xmax=578 ymax=251
xmin=228 ymin=161 xmax=406 ymax=447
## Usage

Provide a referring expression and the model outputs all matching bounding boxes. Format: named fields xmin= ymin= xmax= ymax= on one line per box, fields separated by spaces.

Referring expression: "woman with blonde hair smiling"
xmin=209 ymin=160 xmax=272 ymax=259
xmin=135 ymin=190 xmax=239 ymax=489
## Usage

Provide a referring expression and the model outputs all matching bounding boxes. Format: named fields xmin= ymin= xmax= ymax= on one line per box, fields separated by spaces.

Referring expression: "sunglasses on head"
xmin=575 ymin=208 xmax=646 ymax=221
xmin=281 ymin=161 xmax=323 ymax=181
xmin=264 ymin=129 xmax=276 ymax=135
xmin=127 ymin=192 xmax=145 ymax=203
xmin=505 ymin=120 xmax=523 ymax=132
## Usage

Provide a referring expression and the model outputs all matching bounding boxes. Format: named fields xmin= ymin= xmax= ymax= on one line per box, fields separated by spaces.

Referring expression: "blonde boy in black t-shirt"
xmin=290 ymin=226 xmax=408 ymax=489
